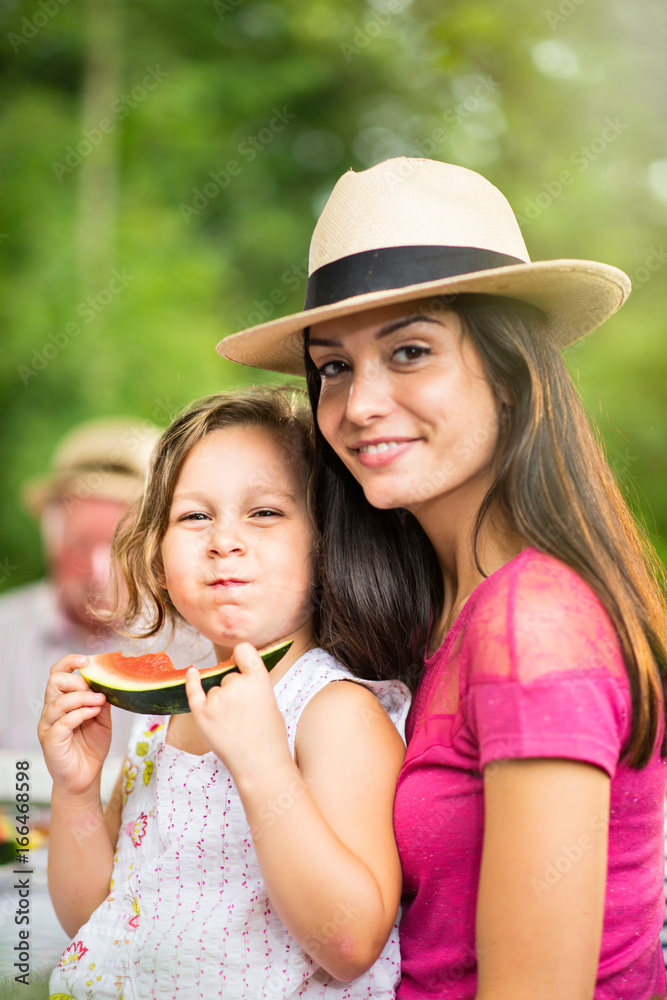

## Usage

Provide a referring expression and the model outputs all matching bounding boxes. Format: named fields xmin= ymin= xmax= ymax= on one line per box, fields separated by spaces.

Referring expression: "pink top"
xmin=394 ymin=547 xmax=667 ymax=999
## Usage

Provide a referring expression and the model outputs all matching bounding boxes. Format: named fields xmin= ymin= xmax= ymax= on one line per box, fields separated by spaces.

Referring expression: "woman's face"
xmin=307 ymin=302 xmax=501 ymax=515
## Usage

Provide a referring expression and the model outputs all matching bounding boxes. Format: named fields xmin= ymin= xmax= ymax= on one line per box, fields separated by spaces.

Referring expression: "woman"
xmin=217 ymin=158 xmax=667 ymax=999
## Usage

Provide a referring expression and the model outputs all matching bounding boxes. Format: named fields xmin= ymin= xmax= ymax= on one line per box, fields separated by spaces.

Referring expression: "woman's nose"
xmin=344 ymin=363 xmax=393 ymax=425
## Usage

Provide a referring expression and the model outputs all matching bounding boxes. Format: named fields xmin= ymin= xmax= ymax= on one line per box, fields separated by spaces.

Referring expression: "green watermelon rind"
xmin=81 ymin=640 xmax=292 ymax=715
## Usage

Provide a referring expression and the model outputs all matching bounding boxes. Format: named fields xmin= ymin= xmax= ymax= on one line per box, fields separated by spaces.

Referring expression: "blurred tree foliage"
xmin=0 ymin=0 xmax=666 ymax=590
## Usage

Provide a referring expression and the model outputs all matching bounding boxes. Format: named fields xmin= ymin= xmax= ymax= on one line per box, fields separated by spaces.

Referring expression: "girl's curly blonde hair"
xmin=109 ymin=386 xmax=315 ymax=639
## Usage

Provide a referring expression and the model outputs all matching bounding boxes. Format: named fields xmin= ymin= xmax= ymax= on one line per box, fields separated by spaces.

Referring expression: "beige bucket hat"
xmin=216 ymin=157 xmax=631 ymax=376
xmin=22 ymin=417 xmax=161 ymax=516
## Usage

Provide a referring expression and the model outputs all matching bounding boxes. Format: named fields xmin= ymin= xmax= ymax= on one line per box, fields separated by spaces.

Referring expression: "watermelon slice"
xmin=80 ymin=640 xmax=293 ymax=715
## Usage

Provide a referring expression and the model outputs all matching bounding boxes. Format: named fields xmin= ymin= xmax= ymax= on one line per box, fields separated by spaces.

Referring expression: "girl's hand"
xmin=38 ymin=653 xmax=112 ymax=795
xmin=185 ymin=642 xmax=291 ymax=777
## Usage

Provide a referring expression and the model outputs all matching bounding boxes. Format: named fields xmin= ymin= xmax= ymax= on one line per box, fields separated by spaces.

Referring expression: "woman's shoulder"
xmin=472 ymin=546 xmax=613 ymax=623
xmin=464 ymin=547 xmax=626 ymax=684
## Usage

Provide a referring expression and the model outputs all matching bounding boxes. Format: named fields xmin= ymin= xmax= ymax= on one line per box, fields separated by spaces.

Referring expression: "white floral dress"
xmin=49 ymin=648 xmax=410 ymax=999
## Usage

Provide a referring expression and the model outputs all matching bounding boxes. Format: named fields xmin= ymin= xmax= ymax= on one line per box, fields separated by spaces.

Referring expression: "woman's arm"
xmin=38 ymin=654 xmax=121 ymax=937
xmin=186 ymin=649 xmax=405 ymax=981
xmin=475 ymin=758 xmax=610 ymax=1000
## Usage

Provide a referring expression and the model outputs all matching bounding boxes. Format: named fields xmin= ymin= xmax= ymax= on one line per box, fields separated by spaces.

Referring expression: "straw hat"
xmin=216 ymin=157 xmax=631 ymax=376
xmin=22 ymin=417 xmax=161 ymax=516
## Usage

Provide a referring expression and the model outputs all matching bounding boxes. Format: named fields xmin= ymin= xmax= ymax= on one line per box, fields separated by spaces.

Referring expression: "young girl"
xmin=39 ymin=387 xmax=409 ymax=999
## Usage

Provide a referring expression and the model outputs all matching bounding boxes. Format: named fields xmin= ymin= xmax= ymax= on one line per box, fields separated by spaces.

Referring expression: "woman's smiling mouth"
xmin=353 ymin=438 xmax=420 ymax=467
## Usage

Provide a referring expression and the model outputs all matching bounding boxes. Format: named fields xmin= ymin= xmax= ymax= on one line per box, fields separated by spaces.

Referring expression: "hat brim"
xmin=216 ymin=259 xmax=631 ymax=376
xmin=22 ymin=471 xmax=144 ymax=518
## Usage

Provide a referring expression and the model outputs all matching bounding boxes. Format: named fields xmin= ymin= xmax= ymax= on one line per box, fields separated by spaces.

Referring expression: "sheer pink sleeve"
xmin=462 ymin=550 xmax=631 ymax=776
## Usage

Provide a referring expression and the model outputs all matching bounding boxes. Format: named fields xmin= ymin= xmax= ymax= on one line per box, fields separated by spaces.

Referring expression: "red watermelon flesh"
xmin=79 ymin=640 xmax=292 ymax=715
xmin=86 ymin=649 xmax=226 ymax=685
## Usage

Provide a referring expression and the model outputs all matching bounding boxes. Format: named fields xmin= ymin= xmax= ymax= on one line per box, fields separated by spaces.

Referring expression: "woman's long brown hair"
xmin=305 ymin=293 xmax=667 ymax=766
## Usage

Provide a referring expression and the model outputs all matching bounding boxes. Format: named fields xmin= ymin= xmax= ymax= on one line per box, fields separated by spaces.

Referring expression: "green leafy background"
xmin=1 ymin=0 xmax=666 ymax=589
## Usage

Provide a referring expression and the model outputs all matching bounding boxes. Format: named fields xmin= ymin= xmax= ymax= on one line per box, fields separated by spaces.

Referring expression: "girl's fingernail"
xmin=76 ymin=655 xmax=88 ymax=665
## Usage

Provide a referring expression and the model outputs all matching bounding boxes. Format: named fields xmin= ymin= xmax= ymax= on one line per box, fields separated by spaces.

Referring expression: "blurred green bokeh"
xmin=1 ymin=0 xmax=666 ymax=589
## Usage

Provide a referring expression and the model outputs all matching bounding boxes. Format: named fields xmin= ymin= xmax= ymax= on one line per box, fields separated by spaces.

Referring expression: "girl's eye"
xmin=316 ymin=359 xmax=350 ymax=379
xmin=251 ymin=508 xmax=282 ymax=518
xmin=393 ymin=345 xmax=430 ymax=363
xmin=179 ymin=512 xmax=209 ymax=522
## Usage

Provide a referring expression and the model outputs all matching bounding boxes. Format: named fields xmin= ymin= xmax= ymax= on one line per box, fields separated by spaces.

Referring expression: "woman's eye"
xmin=317 ymin=359 xmax=350 ymax=379
xmin=393 ymin=345 xmax=430 ymax=363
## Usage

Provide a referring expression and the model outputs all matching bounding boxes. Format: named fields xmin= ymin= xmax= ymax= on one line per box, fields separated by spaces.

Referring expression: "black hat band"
xmin=304 ymin=245 xmax=525 ymax=310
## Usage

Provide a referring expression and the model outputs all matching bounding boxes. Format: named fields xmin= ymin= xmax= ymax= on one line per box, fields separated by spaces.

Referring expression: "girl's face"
xmin=307 ymin=302 xmax=500 ymax=516
xmin=160 ymin=425 xmax=315 ymax=660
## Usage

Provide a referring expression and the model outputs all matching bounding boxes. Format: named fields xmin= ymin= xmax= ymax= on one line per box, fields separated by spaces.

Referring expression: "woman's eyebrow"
xmin=377 ymin=314 xmax=444 ymax=338
xmin=307 ymin=313 xmax=443 ymax=348
xmin=307 ymin=335 xmax=341 ymax=347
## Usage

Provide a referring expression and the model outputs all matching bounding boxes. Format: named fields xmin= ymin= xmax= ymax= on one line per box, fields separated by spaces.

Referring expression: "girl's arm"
xmin=38 ymin=654 xmax=121 ymax=937
xmin=475 ymin=758 xmax=610 ymax=1000
xmin=186 ymin=647 xmax=405 ymax=981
